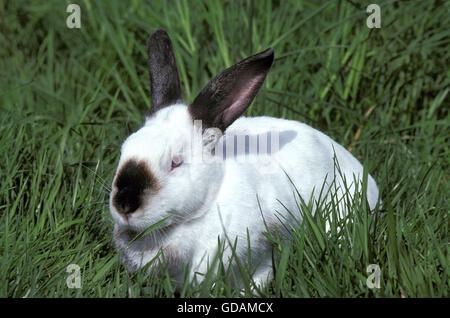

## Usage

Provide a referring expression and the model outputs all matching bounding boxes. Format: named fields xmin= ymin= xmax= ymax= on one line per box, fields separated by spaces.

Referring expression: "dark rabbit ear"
xmin=147 ymin=29 xmax=182 ymax=116
xmin=189 ymin=48 xmax=274 ymax=132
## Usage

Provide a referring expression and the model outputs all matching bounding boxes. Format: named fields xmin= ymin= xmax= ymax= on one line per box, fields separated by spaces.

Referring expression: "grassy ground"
xmin=0 ymin=0 xmax=448 ymax=297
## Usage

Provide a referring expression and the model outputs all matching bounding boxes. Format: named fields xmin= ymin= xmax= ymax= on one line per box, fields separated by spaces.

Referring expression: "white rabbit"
xmin=109 ymin=29 xmax=380 ymax=289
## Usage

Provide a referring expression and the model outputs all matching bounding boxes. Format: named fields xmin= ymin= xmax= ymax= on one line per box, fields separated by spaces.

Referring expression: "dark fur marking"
xmin=189 ymin=48 xmax=274 ymax=132
xmin=113 ymin=159 xmax=160 ymax=214
xmin=146 ymin=29 xmax=182 ymax=117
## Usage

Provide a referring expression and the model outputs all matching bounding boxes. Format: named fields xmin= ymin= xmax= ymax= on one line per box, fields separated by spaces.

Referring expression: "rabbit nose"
xmin=112 ymin=159 xmax=158 ymax=215
xmin=114 ymin=185 xmax=142 ymax=215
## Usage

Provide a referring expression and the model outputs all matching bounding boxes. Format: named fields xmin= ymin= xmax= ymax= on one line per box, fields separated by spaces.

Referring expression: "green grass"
xmin=0 ymin=0 xmax=449 ymax=297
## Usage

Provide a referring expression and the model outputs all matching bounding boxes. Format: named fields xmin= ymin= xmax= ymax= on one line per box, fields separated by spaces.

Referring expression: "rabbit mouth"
xmin=115 ymin=219 xmax=177 ymax=248
xmin=116 ymin=211 xmax=177 ymax=234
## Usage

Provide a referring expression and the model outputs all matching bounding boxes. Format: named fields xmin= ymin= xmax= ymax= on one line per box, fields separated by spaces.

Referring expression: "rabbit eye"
xmin=171 ymin=155 xmax=183 ymax=170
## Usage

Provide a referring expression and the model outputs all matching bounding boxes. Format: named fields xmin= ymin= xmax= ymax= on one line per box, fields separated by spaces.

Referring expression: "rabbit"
xmin=109 ymin=29 xmax=380 ymax=289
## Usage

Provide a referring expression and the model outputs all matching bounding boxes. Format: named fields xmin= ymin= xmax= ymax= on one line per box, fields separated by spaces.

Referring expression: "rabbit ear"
xmin=147 ymin=29 xmax=182 ymax=116
xmin=189 ymin=48 xmax=274 ymax=132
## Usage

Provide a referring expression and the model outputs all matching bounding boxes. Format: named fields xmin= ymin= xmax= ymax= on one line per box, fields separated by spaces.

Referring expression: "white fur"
xmin=110 ymin=104 xmax=380 ymax=288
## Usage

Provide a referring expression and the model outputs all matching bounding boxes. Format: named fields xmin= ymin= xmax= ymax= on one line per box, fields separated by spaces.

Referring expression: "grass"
xmin=0 ymin=0 xmax=449 ymax=297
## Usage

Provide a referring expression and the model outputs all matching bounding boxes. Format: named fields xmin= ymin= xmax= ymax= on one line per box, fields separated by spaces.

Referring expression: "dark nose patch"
xmin=113 ymin=159 xmax=159 ymax=215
